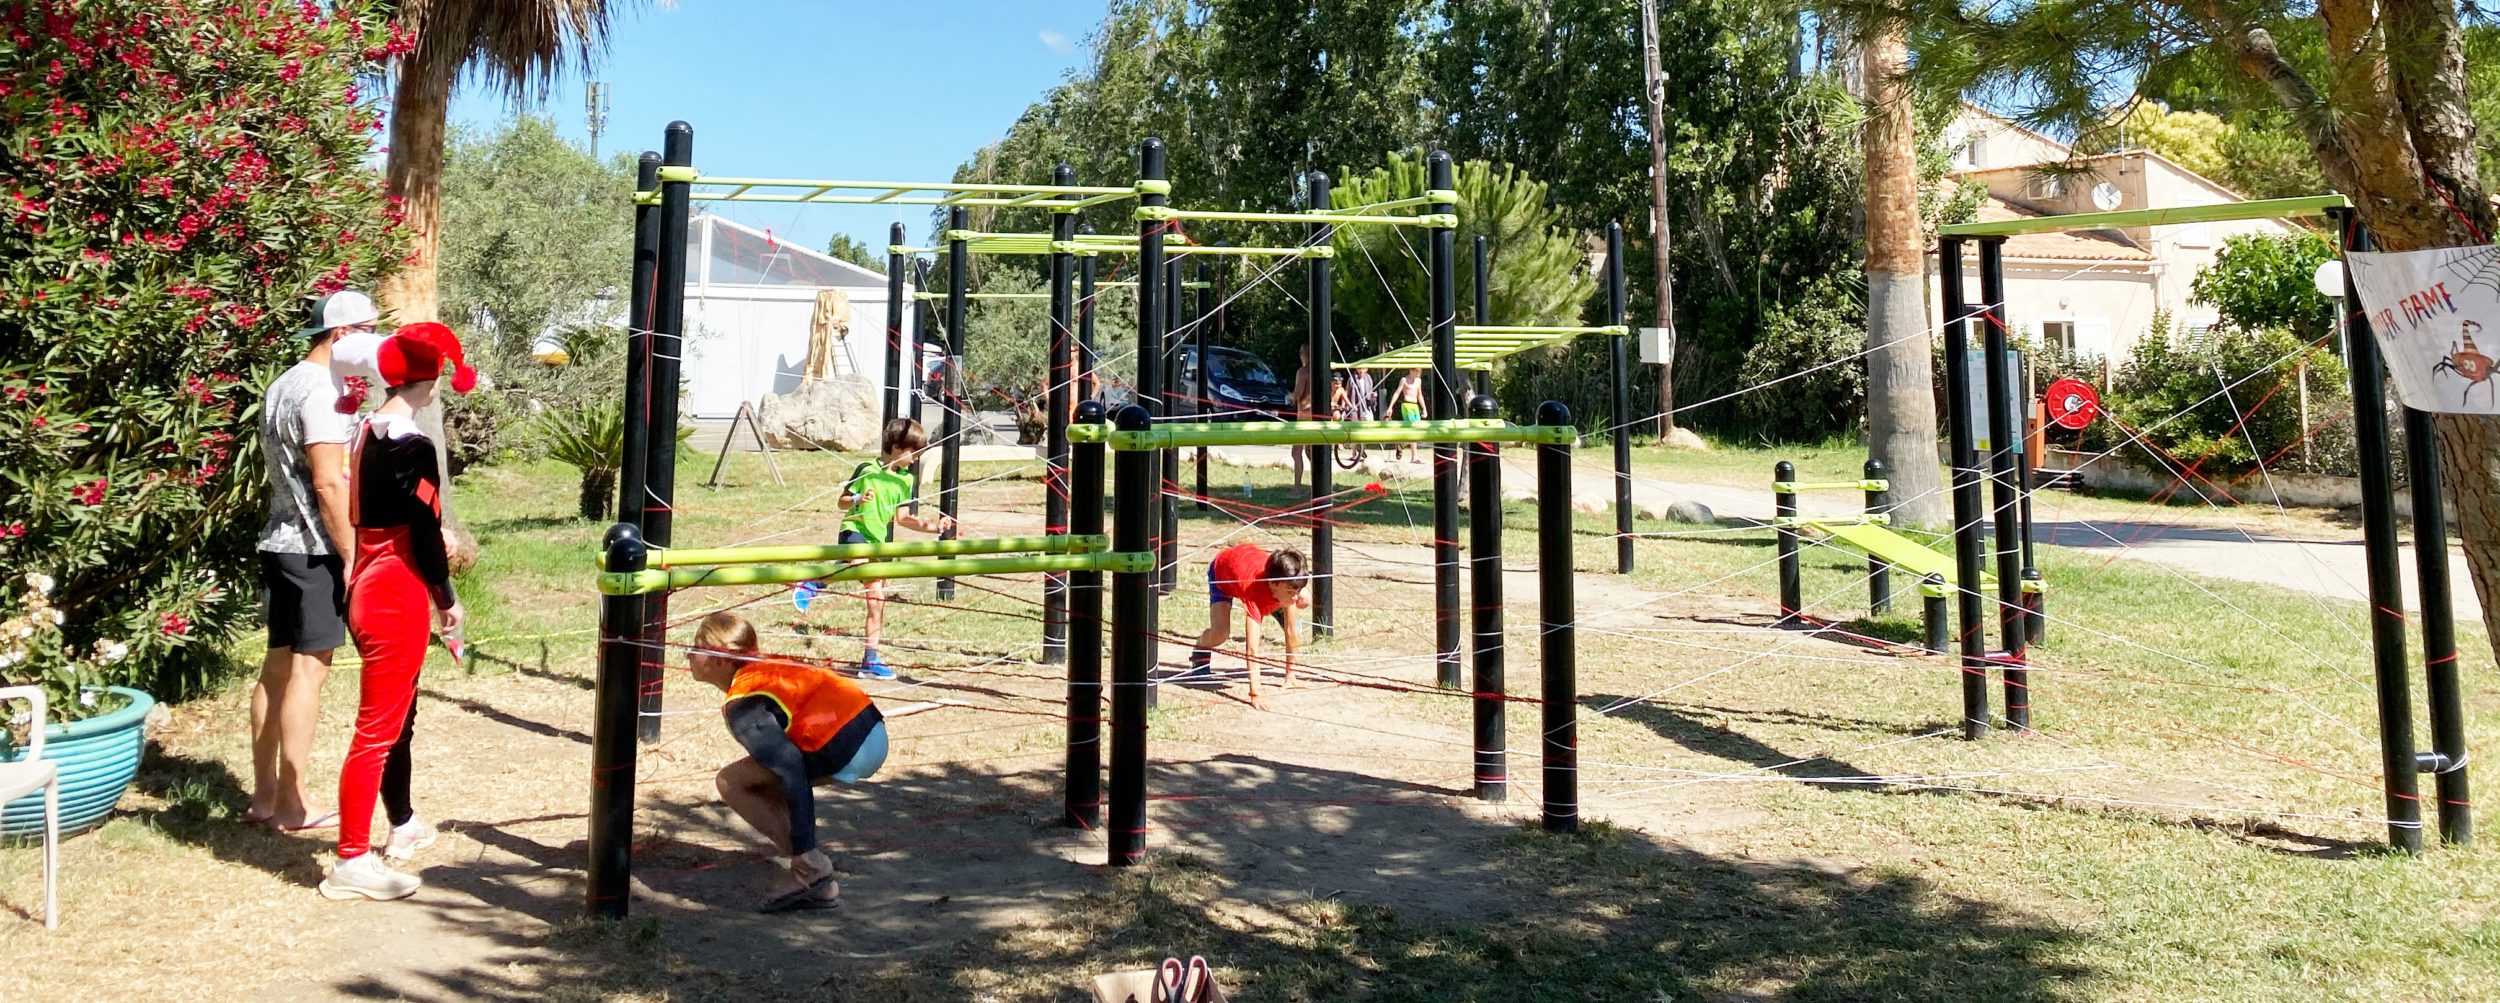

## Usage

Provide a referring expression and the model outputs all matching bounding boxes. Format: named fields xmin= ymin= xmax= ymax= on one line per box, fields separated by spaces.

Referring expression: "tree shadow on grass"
xmin=309 ymin=753 xmax=2090 ymax=1002
xmin=128 ymin=746 xmax=332 ymax=886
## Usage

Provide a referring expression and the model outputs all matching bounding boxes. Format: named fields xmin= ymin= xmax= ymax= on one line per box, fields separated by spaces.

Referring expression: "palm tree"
xmin=373 ymin=0 xmax=633 ymax=560
xmin=1857 ymin=18 xmax=1946 ymax=527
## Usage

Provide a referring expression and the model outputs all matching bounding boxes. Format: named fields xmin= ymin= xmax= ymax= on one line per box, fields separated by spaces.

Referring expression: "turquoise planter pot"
xmin=2 ymin=686 xmax=154 ymax=838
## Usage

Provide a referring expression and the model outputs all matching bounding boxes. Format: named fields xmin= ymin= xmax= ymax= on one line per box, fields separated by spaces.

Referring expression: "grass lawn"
xmin=3 ymin=441 xmax=2494 ymax=1002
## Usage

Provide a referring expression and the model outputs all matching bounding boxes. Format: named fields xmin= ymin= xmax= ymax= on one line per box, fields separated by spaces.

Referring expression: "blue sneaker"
xmin=858 ymin=650 xmax=896 ymax=681
xmin=793 ymin=580 xmax=824 ymax=613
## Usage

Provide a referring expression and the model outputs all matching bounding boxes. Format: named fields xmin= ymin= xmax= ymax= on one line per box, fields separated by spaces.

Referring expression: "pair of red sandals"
xmin=1152 ymin=955 xmax=1217 ymax=1003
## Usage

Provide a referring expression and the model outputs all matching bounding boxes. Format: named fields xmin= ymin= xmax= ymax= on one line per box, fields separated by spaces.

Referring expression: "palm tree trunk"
xmin=1859 ymin=19 xmax=1946 ymax=527
xmin=377 ymin=42 xmax=475 ymax=568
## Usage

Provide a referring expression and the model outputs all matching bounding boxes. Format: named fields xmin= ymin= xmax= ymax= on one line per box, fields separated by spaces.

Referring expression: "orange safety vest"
xmin=724 ymin=658 xmax=875 ymax=754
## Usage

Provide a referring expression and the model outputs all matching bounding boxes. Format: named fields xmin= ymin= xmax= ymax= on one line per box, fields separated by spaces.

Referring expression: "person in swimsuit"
xmin=1388 ymin=368 xmax=1427 ymax=461
xmin=690 ymin=611 xmax=888 ymax=913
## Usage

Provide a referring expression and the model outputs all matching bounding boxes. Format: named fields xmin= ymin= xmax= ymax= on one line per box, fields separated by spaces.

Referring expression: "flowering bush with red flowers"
xmin=0 ymin=0 xmax=407 ymax=716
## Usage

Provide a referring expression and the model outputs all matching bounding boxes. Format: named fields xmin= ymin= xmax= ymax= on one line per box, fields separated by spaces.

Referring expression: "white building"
xmin=678 ymin=212 xmax=914 ymax=418
xmin=1933 ymin=106 xmax=2302 ymax=371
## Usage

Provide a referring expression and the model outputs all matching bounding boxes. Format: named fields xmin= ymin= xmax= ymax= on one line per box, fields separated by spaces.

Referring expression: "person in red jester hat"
xmin=318 ymin=321 xmax=477 ymax=902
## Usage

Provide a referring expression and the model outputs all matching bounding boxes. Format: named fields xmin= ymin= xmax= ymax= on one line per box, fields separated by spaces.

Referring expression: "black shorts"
xmin=261 ymin=551 xmax=347 ymax=652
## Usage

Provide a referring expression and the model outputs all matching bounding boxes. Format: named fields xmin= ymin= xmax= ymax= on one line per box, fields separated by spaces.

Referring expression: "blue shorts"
xmin=838 ymin=529 xmax=870 ymax=546
xmin=807 ymin=719 xmax=888 ymax=783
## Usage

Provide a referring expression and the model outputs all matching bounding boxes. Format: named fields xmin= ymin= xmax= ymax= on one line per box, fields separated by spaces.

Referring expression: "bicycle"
xmin=1332 ymin=394 xmax=1369 ymax=470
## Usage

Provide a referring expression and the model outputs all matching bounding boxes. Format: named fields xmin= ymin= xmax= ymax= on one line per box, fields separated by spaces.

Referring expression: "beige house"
xmin=1930 ymin=106 xmax=2301 ymax=371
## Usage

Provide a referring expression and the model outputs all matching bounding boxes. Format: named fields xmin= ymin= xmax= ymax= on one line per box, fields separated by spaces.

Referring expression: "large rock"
xmin=757 ymin=377 xmax=883 ymax=452
xmin=1664 ymin=499 xmax=1716 ymax=525
xmin=1659 ymin=427 xmax=1710 ymax=451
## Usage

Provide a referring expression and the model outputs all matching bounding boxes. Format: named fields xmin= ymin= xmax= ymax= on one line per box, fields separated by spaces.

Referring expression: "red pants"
xmin=339 ymin=527 xmax=430 ymax=860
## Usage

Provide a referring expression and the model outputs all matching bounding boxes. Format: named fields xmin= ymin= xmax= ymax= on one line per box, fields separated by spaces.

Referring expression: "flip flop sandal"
xmin=757 ymin=874 xmax=840 ymax=914
xmin=270 ymin=809 xmax=341 ymax=833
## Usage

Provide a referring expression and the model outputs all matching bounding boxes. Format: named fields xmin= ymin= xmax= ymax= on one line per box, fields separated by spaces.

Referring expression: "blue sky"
xmin=447 ymin=1 xmax=1108 ymax=256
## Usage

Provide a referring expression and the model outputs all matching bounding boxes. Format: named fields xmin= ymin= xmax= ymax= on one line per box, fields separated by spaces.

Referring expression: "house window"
xmin=2175 ymin=221 xmax=2213 ymax=248
xmin=1960 ymin=137 xmax=1984 ymax=169
xmin=2041 ymin=320 xmax=2077 ymax=354
xmin=2026 ymin=175 xmax=2065 ymax=200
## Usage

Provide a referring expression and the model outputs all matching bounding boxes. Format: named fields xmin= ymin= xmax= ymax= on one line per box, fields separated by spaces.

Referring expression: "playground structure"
xmin=1927 ymin=194 xmax=2470 ymax=850
xmin=588 ymin=123 xmax=1599 ymax=918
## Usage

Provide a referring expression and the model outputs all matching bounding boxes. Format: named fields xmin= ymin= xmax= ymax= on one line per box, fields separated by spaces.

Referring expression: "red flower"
xmin=71 ymin=478 xmax=108 ymax=506
xmin=160 ymin=612 xmax=191 ymax=636
xmin=278 ymin=59 xmax=301 ymax=81
xmin=31 ymin=416 xmax=46 ymax=428
xmin=0 ymin=524 xmax=24 ymax=539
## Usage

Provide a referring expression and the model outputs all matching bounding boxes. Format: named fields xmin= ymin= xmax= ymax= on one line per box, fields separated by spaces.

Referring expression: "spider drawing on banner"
xmin=2432 ymin=319 xmax=2495 ymax=407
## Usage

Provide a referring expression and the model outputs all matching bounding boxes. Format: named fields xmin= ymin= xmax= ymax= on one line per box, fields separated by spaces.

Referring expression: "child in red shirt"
xmin=1178 ymin=543 xmax=1309 ymax=709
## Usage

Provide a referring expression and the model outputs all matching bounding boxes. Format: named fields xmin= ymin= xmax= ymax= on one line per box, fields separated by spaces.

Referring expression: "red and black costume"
xmin=336 ymin=322 xmax=474 ymax=863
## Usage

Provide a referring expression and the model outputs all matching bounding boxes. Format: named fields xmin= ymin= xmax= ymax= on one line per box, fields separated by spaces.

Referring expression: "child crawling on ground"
xmin=1178 ymin=543 xmax=1310 ymax=710
xmin=688 ymin=610 xmax=888 ymax=913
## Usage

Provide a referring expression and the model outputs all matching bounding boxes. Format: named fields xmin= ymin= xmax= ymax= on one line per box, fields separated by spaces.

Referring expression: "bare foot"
xmin=268 ymin=806 xmax=340 ymax=832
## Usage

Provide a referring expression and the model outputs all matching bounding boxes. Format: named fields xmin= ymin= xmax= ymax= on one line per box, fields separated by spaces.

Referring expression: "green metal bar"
xmin=1331 ymin=193 xmax=1439 ymax=215
xmin=1137 ymin=206 xmax=1458 ymax=228
xmin=1774 ymin=479 xmax=1890 ymax=493
xmin=912 ymin=291 xmax=1054 ymax=301
xmin=1453 ymin=324 xmax=1630 ymax=336
xmin=1935 ymin=193 xmax=2349 ymax=237
xmin=1093 ymin=419 xmax=1574 ymax=450
xmin=1775 ymin=514 xmax=1893 ymax=528
xmin=648 ymin=534 xmax=1108 ymax=569
xmin=1161 ymin=244 xmax=1331 ymax=258
xmin=602 ymin=551 xmax=1153 ymax=596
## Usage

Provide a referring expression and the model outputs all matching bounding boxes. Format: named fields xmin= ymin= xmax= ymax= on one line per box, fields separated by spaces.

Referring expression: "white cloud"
xmin=1038 ymin=29 xmax=1076 ymax=54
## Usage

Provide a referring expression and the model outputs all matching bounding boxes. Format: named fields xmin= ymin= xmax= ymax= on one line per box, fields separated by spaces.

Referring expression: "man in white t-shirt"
xmin=245 ymin=290 xmax=373 ymax=830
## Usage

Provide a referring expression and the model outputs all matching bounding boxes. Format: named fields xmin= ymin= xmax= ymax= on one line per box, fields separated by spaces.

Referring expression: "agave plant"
xmin=539 ymin=402 xmax=624 ymax=520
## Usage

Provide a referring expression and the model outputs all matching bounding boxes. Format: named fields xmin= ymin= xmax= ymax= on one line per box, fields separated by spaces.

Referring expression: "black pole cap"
xmin=1865 ymin=458 xmax=1887 ymax=476
xmin=1469 ymin=394 xmax=1499 ymax=419
xmin=1115 ymin=404 xmax=1152 ymax=431
xmin=1776 ymin=460 xmax=1796 ymax=479
xmin=1537 ymin=400 xmax=1570 ymax=427
xmin=890 ymin=221 xmax=906 ymax=239
xmin=601 ymin=522 xmax=647 ymax=571
xmin=1077 ymin=399 xmax=1106 ymax=423
xmin=1055 ymin=162 xmax=1075 ymax=183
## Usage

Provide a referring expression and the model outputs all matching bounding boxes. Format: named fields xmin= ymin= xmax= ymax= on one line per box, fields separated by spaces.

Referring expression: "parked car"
xmin=1104 ymin=345 xmax=1296 ymax=419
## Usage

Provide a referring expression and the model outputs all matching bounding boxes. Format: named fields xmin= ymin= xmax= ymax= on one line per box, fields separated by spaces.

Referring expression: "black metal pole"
xmin=1108 ymin=404 xmax=1154 ymax=865
xmin=1429 ymin=152 xmax=1462 ymax=691
xmin=1043 ymin=166 xmax=1077 ymax=667
xmin=884 ymin=222 xmax=907 ymax=429
xmin=1078 ymin=242 xmax=1099 ymax=402
xmin=1774 ymin=461 xmax=1801 ymax=624
xmin=1193 ymin=255 xmax=1211 ymax=509
xmin=1306 ymin=171 xmax=1337 ymax=639
xmin=1607 ymin=222 xmax=1633 ymax=575
xmin=1468 ymin=395 xmax=1506 ymax=802
xmin=2018 ymin=360 xmax=2044 ymax=645
xmin=2337 ymin=209 xmax=2422 ymax=853
xmin=907 ymin=257 xmax=935 ymax=517
xmin=1474 ymin=237 xmax=1494 ymax=419
xmin=1136 ymin=139 xmax=1168 ymax=675
xmin=586 ymin=523 xmax=645 ymax=918
xmin=1536 ymin=401 xmax=1577 ymax=834
xmin=1159 ymin=257 xmax=1182 ymax=595
xmin=1865 ymin=458 xmax=1892 ymax=614
xmin=638 ymin=123 xmax=693 ymax=745
xmin=2405 ymin=406 xmax=2471 ymax=846
xmin=1938 ymin=236 xmax=1990 ymax=740
xmin=1921 ymin=576 xmax=1949 ymax=654
xmin=618 ymin=153 xmax=659 ymax=536
xmin=1978 ymin=237 xmax=2028 ymax=731
xmin=1066 ymin=401 xmax=1107 ymax=830
xmin=938 ymin=207 xmax=969 ymax=600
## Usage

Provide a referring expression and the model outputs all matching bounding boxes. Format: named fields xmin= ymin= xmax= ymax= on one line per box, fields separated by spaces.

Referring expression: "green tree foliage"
xmin=0 ymin=0 xmax=405 ymax=711
xmin=2078 ymin=101 xmax=2233 ymax=181
xmin=2189 ymin=231 xmax=2338 ymax=342
xmin=435 ymin=115 xmax=633 ymax=472
xmin=948 ymin=0 xmax=1874 ymax=438
xmin=1328 ymin=152 xmax=1596 ymax=355
xmin=824 ymin=233 xmax=884 ymax=272
xmin=2104 ymin=321 xmax=2354 ymax=477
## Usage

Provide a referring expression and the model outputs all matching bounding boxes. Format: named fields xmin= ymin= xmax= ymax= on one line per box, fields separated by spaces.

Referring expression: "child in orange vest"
xmin=689 ymin=610 xmax=889 ymax=913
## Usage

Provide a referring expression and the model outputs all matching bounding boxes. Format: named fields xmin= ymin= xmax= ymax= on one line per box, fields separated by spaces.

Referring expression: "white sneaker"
xmin=319 ymin=853 xmax=422 ymax=901
xmin=382 ymin=817 xmax=437 ymax=863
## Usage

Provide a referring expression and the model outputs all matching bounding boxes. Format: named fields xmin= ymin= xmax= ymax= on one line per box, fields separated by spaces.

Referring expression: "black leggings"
xmin=382 ymin=701 xmax=417 ymax=829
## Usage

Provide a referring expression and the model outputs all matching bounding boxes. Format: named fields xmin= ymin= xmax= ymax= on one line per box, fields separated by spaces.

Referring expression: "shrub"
xmin=0 ymin=0 xmax=406 ymax=717
xmin=1734 ymin=275 xmax=1867 ymax=442
xmin=2103 ymin=321 xmax=2355 ymax=479
xmin=540 ymin=401 xmax=624 ymax=521
xmin=2190 ymin=231 xmax=2337 ymax=342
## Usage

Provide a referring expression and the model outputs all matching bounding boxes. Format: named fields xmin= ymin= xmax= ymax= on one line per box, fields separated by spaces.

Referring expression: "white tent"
xmin=679 ymin=212 xmax=913 ymax=418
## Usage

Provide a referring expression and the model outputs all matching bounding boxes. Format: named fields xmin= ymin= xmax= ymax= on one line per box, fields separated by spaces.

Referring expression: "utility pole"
xmin=585 ymin=81 xmax=612 ymax=161
xmin=1637 ymin=0 xmax=1678 ymax=435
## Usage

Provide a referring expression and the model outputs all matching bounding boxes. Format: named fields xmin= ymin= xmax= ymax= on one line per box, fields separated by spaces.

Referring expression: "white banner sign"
xmin=2347 ymin=245 xmax=2500 ymax=413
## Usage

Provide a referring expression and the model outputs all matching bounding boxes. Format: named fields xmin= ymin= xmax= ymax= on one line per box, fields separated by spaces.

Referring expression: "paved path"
xmin=1200 ymin=445 xmax=2483 ymax=623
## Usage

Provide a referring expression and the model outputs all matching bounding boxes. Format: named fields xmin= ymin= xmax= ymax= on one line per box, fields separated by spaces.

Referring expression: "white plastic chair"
xmin=0 ymin=686 xmax=58 ymax=928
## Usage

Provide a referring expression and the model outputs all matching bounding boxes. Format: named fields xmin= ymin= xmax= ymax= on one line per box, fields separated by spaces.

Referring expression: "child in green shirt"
xmin=797 ymin=418 xmax=953 ymax=680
